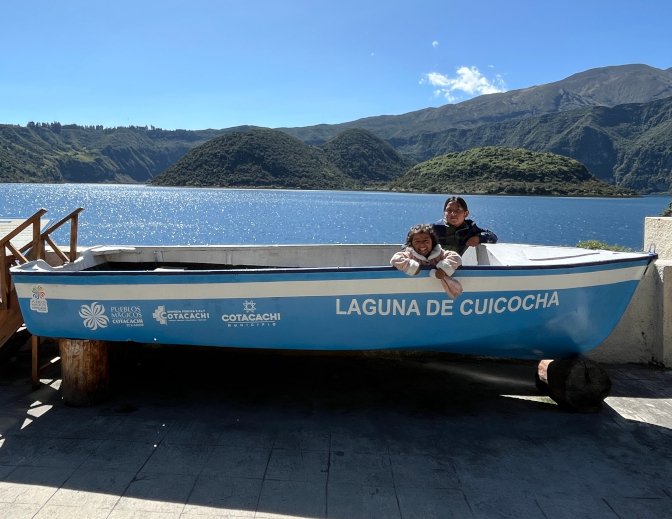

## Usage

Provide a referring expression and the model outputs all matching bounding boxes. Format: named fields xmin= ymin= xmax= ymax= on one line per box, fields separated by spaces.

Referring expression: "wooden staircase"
xmin=0 ymin=208 xmax=84 ymax=387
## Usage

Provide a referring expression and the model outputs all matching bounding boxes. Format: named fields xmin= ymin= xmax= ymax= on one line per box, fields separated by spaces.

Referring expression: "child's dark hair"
xmin=443 ymin=196 xmax=468 ymax=212
xmin=405 ymin=224 xmax=438 ymax=249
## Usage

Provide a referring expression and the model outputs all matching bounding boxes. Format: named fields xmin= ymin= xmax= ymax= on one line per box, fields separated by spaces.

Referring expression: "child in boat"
xmin=432 ymin=196 xmax=498 ymax=255
xmin=390 ymin=224 xmax=463 ymax=298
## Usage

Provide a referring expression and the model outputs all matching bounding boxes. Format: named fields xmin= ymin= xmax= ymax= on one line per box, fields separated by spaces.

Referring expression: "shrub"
xmin=662 ymin=201 xmax=672 ymax=217
xmin=577 ymin=240 xmax=633 ymax=252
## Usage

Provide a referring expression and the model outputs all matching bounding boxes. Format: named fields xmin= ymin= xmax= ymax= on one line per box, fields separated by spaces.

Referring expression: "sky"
xmin=1 ymin=0 xmax=671 ymax=131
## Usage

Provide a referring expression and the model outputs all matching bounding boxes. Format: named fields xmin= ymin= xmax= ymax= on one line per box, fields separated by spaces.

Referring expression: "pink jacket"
xmin=390 ymin=244 xmax=463 ymax=298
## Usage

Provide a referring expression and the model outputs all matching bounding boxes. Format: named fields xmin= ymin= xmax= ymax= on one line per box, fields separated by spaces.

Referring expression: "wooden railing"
xmin=40 ymin=207 xmax=85 ymax=264
xmin=0 ymin=209 xmax=48 ymax=311
xmin=1 ymin=207 xmax=84 ymax=390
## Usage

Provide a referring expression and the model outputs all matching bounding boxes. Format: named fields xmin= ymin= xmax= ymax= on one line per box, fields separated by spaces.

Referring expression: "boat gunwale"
xmin=9 ymin=253 xmax=657 ymax=278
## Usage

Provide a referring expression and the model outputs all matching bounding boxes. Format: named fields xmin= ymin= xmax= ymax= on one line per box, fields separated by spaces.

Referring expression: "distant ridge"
xmin=280 ymin=64 xmax=672 ymax=144
xmin=391 ymin=147 xmax=636 ymax=197
xmin=151 ymin=128 xmax=413 ymax=189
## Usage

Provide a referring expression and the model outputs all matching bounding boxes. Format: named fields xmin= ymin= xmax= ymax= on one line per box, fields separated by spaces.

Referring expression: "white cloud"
xmin=420 ymin=66 xmax=506 ymax=102
xmin=432 ymin=41 xmax=438 ymax=48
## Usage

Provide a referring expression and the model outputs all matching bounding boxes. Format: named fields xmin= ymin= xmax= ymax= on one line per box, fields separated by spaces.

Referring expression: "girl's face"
xmin=444 ymin=201 xmax=469 ymax=227
xmin=411 ymin=233 xmax=433 ymax=257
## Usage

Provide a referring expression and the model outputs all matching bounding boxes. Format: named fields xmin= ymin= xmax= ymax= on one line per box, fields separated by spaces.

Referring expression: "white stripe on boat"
xmin=14 ymin=265 xmax=646 ymax=301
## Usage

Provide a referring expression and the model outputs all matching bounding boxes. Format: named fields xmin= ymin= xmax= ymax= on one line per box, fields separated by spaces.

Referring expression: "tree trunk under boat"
xmin=59 ymin=339 xmax=109 ymax=407
xmin=536 ymin=355 xmax=612 ymax=413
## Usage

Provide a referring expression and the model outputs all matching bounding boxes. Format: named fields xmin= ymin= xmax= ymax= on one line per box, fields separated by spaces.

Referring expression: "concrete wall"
xmin=588 ymin=217 xmax=672 ymax=366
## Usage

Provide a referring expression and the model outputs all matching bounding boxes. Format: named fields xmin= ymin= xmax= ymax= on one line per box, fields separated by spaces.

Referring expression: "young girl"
xmin=390 ymin=224 xmax=463 ymax=298
xmin=432 ymin=196 xmax=498 ymax=255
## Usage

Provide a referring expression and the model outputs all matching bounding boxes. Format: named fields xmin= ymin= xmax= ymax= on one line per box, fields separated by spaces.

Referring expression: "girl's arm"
xmin=390 ymin=251 xmax=420 ymax=275
xmin=436 ymin=250 xmax=462 ymax=276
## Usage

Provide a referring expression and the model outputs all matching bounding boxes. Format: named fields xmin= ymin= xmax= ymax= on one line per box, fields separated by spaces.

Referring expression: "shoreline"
xmin=2 ymin=180 xmax=666 ymax=198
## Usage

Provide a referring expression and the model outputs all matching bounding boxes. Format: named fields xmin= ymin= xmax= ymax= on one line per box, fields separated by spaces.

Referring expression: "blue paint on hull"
xmin=11 ymin=257 xmax=652 ymax=359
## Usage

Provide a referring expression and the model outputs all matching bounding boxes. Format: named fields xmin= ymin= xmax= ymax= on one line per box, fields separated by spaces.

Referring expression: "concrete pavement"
xmin=1 ymin=343 xmax=671 ymax=519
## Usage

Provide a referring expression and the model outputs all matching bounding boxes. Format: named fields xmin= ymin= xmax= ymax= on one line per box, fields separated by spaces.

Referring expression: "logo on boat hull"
xmin=221 ymin=300 xmax=281 ymax=327
xmin=110 ymin=305 xmax=144 ymax=327
xmin=152 ymin=305 xmax=210 ymax=325
xmin=30 ymin=285 xmax=48 ymax=313
xmin=79 ymin=302 xmax=109 ymax=330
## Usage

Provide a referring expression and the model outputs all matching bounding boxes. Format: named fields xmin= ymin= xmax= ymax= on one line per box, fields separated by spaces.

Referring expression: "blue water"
xmin=1 ymin=184 xmax=670 ymax=250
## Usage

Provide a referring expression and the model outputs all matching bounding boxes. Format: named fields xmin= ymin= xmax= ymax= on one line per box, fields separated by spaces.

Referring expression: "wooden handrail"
xmin=40 ymin=207 xmax=84 ymax=263
xmin=1 ymin=207 xmax=84 ymax=311
xmin=0 ymin=209 xmax=48 ymax=311
xmin=1 ymin=209 xmax=48 ymax=248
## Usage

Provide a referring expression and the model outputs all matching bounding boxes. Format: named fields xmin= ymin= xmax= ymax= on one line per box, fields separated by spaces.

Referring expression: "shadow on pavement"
xmin=1 ymin=343 xmax=671 ymax=518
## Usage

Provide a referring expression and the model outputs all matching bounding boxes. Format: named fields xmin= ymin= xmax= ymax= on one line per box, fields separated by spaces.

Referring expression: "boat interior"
xmin=15 ymin=243 xmax=652 ymax=273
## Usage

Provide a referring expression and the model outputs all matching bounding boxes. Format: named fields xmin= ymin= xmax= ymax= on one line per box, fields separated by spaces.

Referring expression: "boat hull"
xmin=11 ymin=257 xmax=652 ymax=359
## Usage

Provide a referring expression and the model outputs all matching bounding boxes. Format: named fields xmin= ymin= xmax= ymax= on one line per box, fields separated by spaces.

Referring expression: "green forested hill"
xmin=391 ymin=147 xmax=637 ymax=196
xmin=151 ymin=129 xmax=356 ymax=189
xmin=151 ymin=128 xmax=413 ymax=189
xmin=389 ymin=96 xmax=672 ymax=193
xmin=0 ymin=123 xmax=250 ymax=183
xmin=320 ymin=129 xmax=415 ymax=181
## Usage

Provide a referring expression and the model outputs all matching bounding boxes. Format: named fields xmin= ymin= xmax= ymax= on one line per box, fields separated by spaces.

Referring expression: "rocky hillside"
xmin=391 ymin=147 xmax=636 ymax=197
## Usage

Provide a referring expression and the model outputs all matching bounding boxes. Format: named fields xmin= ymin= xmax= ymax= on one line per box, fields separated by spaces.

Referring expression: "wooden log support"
xmin=59 ymin=339 xmax=109 ymax=407
xmin=536 ymin=355 xmax=612 ymax=413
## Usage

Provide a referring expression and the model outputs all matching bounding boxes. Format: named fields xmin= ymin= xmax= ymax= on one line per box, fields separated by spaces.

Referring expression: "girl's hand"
xmin=465 ymin=236 xmax=480 ymax=247
xmin=434 ymin=269 xmax=446 ymax=280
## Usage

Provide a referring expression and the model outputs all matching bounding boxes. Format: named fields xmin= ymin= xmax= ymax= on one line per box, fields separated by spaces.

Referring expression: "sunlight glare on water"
xmin=1 ymin=184 xmax=669 ymax=249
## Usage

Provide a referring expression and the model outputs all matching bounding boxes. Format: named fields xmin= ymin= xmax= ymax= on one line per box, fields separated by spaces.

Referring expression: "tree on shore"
xmin=662 ymin=200 xmax=672 ymax=217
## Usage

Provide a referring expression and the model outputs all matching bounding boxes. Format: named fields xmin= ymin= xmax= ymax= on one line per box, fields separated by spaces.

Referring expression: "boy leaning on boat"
xmin=432 ymin=196 xmax=498 ymax=255
xmin=390 ymin=224 xmax=463 ymax=299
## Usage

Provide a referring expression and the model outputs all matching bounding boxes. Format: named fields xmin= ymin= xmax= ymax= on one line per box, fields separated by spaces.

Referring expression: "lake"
xmin=1 ymin=184 xmax=670 ymax=250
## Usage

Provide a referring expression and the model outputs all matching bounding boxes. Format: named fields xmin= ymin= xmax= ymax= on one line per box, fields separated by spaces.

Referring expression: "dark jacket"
xmin=432 ymin=219 xmax=498 ymax=255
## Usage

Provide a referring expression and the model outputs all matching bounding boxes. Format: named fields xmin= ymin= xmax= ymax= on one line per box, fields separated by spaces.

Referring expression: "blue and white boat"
xmin=9 ymin=243 xmax=656 ymax=359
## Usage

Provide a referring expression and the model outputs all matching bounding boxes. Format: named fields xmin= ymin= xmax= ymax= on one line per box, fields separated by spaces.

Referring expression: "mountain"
xmin=0 ymin=124 xmax=248 ymax=183
xmin=151 ymin=128 xmax=413 ymax=190
xmin=1 ymin=63 xmax=671 ymax=192
xmin=279 ymin=64 xmax=672 ymax=144
xmin=387 ymin=95 xmax=672 ymax=193
xmin=391 ymin=147 xmax=636 ymax=197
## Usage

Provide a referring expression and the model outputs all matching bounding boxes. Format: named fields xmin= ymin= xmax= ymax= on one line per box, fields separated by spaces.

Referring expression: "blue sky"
xmin=1 ymin=0 xmax=670 ymax=130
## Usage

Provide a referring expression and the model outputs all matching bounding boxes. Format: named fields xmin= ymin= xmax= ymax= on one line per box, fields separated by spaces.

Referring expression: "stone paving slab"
xmin=182 ymin=475 xmax=261 ymax=517
xmin=0 ymin=345 xmax=671 ymax=518
xmin=327 ymin=483 xmax=400 ymax=519
xmin=49 ymin=468 xmax=135 ymax=509
xmin=81 ymin=440 xmax=158 ymax=473
xmin=264 ymin=449 xmax=328 ymax=483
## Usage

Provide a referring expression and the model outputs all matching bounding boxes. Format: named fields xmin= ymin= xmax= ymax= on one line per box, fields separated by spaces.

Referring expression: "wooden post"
xmin=59 ymin=339 xmax=109 ymax=406
xmin=32 ymin=335 xmax=40 ymax=390
xmin=536 ymin=355 xmax=612 ymax=413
